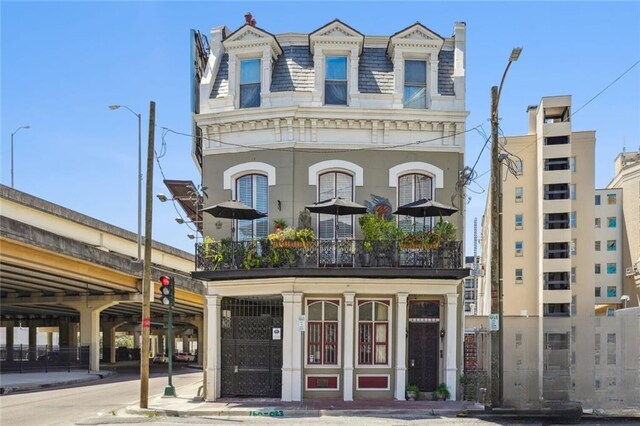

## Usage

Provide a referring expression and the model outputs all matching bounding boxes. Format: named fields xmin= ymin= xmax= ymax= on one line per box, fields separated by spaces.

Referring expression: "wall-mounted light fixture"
xmin=215 ymin=220 xmax=223 ymax=229
xmin=440 ymin=329 xmax=446 ymax=340
xmin=277 ymin=200 xmax=282 ymax=211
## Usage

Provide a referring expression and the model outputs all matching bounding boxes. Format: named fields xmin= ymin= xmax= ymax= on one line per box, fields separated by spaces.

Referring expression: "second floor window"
xmin=325 ymin=56 xmax=347 ymax=105
xmin=404 ymin=60 xmax=427 ymax=109
xmin=236 ymin=174 xmax=268 ymax=240
xmin=398 ymin=173 xmax=433 ymax=233
xmin=240 ymin=59 xmax=261 ymax=108
xmin=318 ymin=171 xmax=353 ymax=239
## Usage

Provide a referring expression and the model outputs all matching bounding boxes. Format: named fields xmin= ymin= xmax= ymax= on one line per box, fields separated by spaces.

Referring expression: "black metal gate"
xmin=221 ymin=296 xmax=283 ymax=397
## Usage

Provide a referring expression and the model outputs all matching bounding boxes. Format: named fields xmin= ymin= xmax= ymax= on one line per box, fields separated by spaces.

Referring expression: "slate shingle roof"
xmin=210 ymin=46 xmax=456 ymax=98
xmin=437 ymin=50 xmax=455 ymax=96
xmin=210 ymin=53 xmax=229 ymax=98
xmin=358 ymin=48 xmax=394 ymax=94
xmin=271 ymin=46 xmax=315 ymax=92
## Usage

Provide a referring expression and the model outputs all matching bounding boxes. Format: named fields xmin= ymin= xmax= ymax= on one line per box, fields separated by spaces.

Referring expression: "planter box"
xmin=271 ymin=240 xmax=312 ymax=249
xmin=400 ymin=243 xmax=437 ymax=249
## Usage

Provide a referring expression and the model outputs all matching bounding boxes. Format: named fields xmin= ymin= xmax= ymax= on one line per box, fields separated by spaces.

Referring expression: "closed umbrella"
xmin=202 ymin=200 xmax=266 ymax=268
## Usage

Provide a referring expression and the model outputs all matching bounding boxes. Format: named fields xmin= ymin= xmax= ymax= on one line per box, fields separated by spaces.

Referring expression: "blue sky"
xmin=2 ymin=1 xmax=639 ymax=255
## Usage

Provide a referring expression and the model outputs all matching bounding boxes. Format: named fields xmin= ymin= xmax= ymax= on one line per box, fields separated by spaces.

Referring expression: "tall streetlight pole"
xmin=489 ymin=46 xmax=522 ymax=409
xmin=10 ymin=125 xmax=30 ymax=188
xmin=109 ymin=104 xmax=143 ymax=262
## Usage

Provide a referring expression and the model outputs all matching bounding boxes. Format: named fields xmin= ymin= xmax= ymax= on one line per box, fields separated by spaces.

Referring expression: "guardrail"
xmin=195 ymin=239 xmax=463 ymax=271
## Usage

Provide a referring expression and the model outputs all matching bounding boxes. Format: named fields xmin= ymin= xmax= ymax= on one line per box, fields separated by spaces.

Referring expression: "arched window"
xmin=398 ymin=173 xmax=433 ymax=232
xmin=236 ymin=174 xmax=268 ymax=240
xmin=318 ymin=171 xmax=354 ymax=240
xmin=307 ymin=300 xmax=339 ymax=365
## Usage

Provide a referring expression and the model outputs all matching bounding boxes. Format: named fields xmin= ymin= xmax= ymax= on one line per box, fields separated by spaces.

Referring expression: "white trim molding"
xmin=308 ymin=160 xmax=363 ymax=186
xmin=388 ymin=161 xmax=444 ymax=189
xmin=223 ymin=162 xmax=276 ymax=191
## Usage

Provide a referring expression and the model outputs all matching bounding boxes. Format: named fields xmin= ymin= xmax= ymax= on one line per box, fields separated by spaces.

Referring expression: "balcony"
xmin=192 ymin=239 xmax=467 ymax=280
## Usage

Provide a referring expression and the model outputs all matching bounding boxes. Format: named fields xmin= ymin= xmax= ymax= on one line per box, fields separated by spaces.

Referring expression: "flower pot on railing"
xmin=271 ymin=240 xmax=312 ymax=249
xmin=399 ymin=242 xmax=438 ymax=249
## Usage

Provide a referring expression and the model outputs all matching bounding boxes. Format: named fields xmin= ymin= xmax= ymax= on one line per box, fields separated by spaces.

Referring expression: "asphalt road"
xmin=0 ymin=365 xmax=202 ymax=426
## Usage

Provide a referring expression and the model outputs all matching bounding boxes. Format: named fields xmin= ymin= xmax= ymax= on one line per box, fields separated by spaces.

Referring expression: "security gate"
xmin=220 ymin=296 xmax=283 ymax=397
xmin=407 ymin=301 xmax=440 ymax=392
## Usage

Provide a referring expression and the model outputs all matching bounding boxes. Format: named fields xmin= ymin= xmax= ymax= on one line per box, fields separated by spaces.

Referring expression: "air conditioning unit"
xmin=625 ymin=267 xmax=635 ymax=277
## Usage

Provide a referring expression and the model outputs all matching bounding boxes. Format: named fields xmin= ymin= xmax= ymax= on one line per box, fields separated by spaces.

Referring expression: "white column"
xmin=282 ymin=292 xmax=297 ymax=401
xmin=445 ymin=293 xmax=458 ymax=400
xmin=66 ymin=298 xmax=117 ymax=372
xmin=204 ymin=294 xmax=221 ymax=401
xmin=289 ymin=293 xmax=303 ymax=401
xmin=394 ymin=293 xmax=408 ymax=400
xmin=343 ymin=292 xmax=355 ymax=401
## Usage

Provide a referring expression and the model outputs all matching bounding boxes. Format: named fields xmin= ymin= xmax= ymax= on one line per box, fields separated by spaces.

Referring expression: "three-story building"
xmin=191 ymin=18 xmax=468 ymax=402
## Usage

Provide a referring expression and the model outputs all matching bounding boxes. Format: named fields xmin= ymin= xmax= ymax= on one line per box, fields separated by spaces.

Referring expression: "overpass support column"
xmin=28 ymin=325 xmax=37 ymax=361
xmin=187 ymin=316 xmax=203 ymax=366
xmin=6 ymin=325 xmax=14 ymax=362
xmin=102 ymin=321 xmax=126 ymax=364
xmin=204 ymin=294 xmax=221 ymax=401
xmin=65 ymin=298 xmax=118 ymax=372
xmin=59 ymin=317 xmax=71 ymax=348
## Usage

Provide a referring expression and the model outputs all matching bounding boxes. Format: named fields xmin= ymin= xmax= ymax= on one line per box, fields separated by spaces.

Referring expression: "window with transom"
xmin=236 ymin=174 xmax=268 ymax=240
xmin=404 ymin=60 xmax=427 ymax=109
xmin=398 ymin=173 xmax=433 ymax=233
xmin=307 ymin=300 xmax=339 ymax=365
xmin=325 ymin=56 xmax=347 ymax=105
xmin=318 ymin=171 xmax=354 ymax=240
xmin=358 ymin=301 xmax=389 ymax=365
xmin=239 ymin=58 xmax=261 ymax=108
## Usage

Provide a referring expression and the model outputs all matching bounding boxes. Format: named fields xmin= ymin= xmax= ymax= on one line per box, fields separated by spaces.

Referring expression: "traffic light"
xmin=159 ymin=275 xmax=175 ymax=306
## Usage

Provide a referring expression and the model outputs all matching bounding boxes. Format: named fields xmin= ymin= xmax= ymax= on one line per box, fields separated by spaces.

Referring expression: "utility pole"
xmin=140 ymin=101 xmax=156 ymax=409
xmin=489 ymin=85 xmax=501 ymax=409
xmin=488 ymin=47 xmax=522 ymax=410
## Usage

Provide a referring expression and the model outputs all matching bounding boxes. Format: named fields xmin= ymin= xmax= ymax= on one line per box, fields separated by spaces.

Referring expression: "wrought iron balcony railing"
xmin=195 ymin=239 xmax=463 ymax=271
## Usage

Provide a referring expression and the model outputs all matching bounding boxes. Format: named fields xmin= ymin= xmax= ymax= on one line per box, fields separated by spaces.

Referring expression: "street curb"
xmin=0 ymin=372 xmax=111 ymax=395
xmin=124 ymin=406 xmax=480 ymax=418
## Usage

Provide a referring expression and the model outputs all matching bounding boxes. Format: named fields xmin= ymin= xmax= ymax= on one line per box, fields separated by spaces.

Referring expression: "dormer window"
xmin=404 ymin=60 xmax=427 ymax=108
xmin=325 ymin=56 xmax=348 ymax=105
xmin=240 ymin=58 xmax=261 ymax=108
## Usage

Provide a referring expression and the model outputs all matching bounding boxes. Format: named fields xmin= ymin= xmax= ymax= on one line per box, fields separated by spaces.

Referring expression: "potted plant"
xmin=406 ymin=384 xmax=420 ymax=401
xmin=432 ymin=382 xmax=450 ymax=401
xmin=202 ymin=236 xmax=223 ymax=270
xmin=241 ymin=242 xmax=262 ymax=270
xmin=274 ymin=219 xmax=287 ymax=233
xmin=433 ymin=218 xmax=456 ymax=243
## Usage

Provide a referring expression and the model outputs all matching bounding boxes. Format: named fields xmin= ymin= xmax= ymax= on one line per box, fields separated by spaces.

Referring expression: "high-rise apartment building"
xmin=479 ymin=95 xmax=596 ymax=405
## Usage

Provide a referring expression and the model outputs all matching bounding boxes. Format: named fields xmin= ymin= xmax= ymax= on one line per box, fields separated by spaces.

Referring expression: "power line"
xmin=571 ymin=59 xmax=640 ymax=118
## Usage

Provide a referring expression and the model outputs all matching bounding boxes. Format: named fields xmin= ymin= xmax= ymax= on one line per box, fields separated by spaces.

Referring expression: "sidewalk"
xmin=124 ymin=380 xmax=485 ymax=418
xmin=0 ymin=370 xmax=111 ymax=395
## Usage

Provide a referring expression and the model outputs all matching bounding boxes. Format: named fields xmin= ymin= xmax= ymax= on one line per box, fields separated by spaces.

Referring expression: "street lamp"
xmin=109 ymin=104 xmax=142 ymax=262
xmin=489 ymin=47 xmax=522 ymax=409
xmin=10 ymin=125 xmax=30 ymax=188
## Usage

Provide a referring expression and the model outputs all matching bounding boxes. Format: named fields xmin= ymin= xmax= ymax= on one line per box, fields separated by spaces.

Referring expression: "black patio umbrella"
xmin=393 ymin=199 xmax=458 ymax=232
xmin=305 ymin=197 xmax=368 ymax=264
xmin=392 ymin=198 xmax=458 ymax=217
xmin=305 ymin=197 xmax=369 ymax=216
xmin=202 ymin=200 xmax=266 ymax=268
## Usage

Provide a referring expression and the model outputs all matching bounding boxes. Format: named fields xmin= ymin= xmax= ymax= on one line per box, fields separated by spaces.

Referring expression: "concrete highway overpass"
xmin=0 ymin=185 xmax=204 ymax=370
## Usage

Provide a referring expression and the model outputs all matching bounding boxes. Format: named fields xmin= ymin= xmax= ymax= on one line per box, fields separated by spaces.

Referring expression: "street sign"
xmin=298 ymin=315 xmax=306 ymax=332
xmin=489 ymin=313 xmax=500 ymax=331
